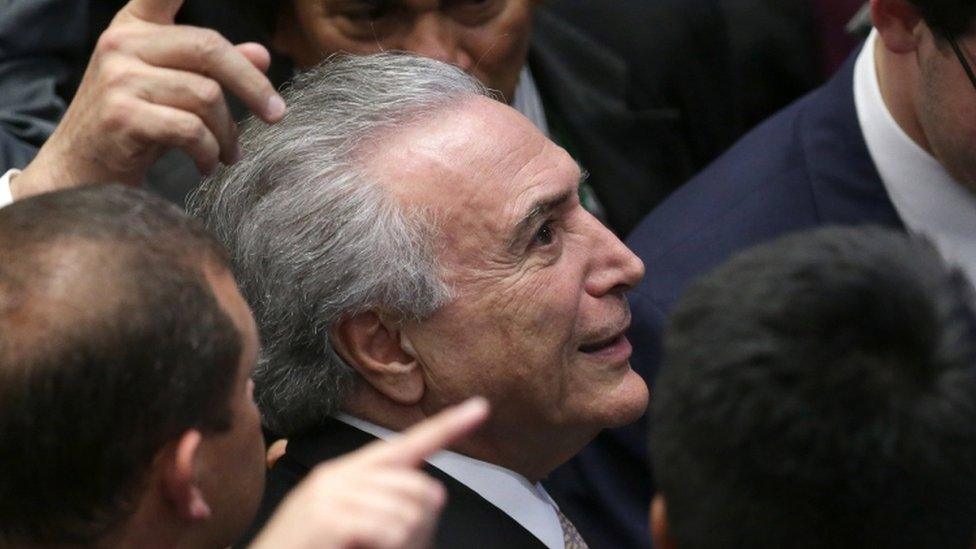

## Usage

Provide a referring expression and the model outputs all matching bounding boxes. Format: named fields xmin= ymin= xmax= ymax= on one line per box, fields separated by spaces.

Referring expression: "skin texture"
xmin=359 ymin=97 xmax=649 ymax=481
xmin=274 ymin=0 xmax=536 ymax=101
xmin=192 ymin=264 xmax=267 ymax=547
xmin=914 ymin=32 xmax=976 ymax=192
xmin=872 ymin=0 xmax=976 ymax=194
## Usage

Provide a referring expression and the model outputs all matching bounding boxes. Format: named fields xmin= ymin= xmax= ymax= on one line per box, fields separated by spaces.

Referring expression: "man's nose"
xmin=585 ymin=220 xmax=646 ymax=297
xmin=403 ymin=14 xmax=469 ymax=70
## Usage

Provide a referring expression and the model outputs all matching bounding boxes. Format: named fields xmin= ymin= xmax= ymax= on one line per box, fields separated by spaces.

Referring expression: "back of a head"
xmin=188 ymin=52 xmax=493 ymax=436
xmin=0 ymin=186 xmax=241 ymax=545
xmin=651 ymin=226 xmax=976 ymax=549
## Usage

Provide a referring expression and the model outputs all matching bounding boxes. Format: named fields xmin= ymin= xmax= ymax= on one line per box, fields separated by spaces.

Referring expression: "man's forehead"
xmin=366 ymin=97 xmax=577 ymax=247
xmin=372 ymin=98 xmax=551 ymax=197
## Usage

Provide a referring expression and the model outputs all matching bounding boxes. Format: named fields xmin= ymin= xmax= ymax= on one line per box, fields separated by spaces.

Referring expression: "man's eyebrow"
xmin=507 ymin=189 xmax=574 ymax=252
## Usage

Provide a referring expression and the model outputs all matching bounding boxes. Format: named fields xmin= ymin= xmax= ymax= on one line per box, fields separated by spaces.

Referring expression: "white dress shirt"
xmin=336 ymin=413 xmax=566 ymax=549
xmin=0 ymin=169 xmax=16 ymax=208
xmin=854 ymin=29 xmax=976 ymax=286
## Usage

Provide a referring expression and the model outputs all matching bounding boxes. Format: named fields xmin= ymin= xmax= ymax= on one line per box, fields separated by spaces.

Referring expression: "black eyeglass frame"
xmin=945 ymin=30 xmax=976 ymax=93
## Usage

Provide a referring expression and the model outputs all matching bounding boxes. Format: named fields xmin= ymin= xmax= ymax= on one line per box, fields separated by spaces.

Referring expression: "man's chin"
xmin=595 ymin=369 xmax=650 ymax=429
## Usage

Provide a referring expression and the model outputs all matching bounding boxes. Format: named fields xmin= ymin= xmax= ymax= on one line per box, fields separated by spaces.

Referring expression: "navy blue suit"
xmin=546 ymin=50 xmax=905 ymax=549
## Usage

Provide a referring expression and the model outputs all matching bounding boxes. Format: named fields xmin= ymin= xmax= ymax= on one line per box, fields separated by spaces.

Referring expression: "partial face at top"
xmin=275 ymin=0 xmax=535 ymax=101
xmin=370 ymin=98 xmax=648 ymax=470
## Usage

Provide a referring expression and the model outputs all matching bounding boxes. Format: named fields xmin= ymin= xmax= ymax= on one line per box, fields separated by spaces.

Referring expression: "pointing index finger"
xmin=369 ymin=397 xmax=489 ymax=468
xmin=121 ymin=0 xmax=185 ymax=24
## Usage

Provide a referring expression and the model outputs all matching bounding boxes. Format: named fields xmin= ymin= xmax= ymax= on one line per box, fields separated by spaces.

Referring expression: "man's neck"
xmin=97 ymin=497 xmax=206 ymax=549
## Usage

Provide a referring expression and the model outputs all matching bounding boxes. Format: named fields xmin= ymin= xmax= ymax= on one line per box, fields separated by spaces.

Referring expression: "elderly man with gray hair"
xmin=192 ymin=53 xmax=648 ymax=549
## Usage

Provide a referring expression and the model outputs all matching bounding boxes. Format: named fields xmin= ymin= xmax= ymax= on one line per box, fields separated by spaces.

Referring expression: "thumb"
xmin=118 ymin=0 xmax=185 ymax=24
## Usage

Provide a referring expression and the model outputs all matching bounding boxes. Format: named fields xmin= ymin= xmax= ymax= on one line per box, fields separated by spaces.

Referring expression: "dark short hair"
xmin=651 ymin=226 xmax=976 ymax=549
xmin=909 ymin=0 xmax=976 ymax=38
xmin=0 ymin=186 xmax=243 ymax=545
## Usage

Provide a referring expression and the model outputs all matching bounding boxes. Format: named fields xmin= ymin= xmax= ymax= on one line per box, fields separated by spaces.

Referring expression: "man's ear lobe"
xmin=161 ymin=430 xmax=212 ymax=522
xmin=650 ymin=494 xmax=677 ymax=549
xmin=872 ymin=0 xmax=925 ymax=53
xmin=331 ymin=311 xmax=425 ymax=405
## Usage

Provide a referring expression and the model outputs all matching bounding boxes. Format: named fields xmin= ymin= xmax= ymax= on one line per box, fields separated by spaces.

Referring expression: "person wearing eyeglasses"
xmin=563 ymin=0 xmax=976 ymax=545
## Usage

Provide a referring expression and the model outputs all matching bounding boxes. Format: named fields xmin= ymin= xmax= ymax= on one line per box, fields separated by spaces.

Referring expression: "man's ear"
xmin=872 ymin=0 xmax=925 ymax=54
xmin=160 ymin=430 xmax=212 ymax=522
xmin=331 ymin=311 xmax=425 ymax=405
xmin=650 ymin=494 xmax=677 ymax=549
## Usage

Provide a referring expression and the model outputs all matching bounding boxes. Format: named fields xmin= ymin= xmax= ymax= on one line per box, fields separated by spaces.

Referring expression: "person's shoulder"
xmin=626 ymin=91 xmax=829 ymax=306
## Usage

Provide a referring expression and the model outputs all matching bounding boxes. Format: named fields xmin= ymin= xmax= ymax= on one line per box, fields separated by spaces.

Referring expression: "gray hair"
xmin=188 ymin=53 xmax=495 ymax=435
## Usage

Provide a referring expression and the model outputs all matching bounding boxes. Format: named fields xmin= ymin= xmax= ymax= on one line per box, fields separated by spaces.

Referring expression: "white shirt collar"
xmin=512 ymin=66 xmax=550 ymax=138
xmin=855 ymin=29 xmax=976 ymax=286
xmin=335 ymin=413 xmax=565 ymax=549
xmin=0 ymin=169 xmax=18 ymax=209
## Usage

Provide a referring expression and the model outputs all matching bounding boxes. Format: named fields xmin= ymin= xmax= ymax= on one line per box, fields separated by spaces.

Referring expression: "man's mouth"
xmin=579 ymin=324 xmax=631 ymax=357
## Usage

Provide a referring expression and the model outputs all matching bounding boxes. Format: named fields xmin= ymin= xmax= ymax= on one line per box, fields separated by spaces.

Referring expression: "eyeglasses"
xmin=945 ymin=31 xmax=976 ymax=93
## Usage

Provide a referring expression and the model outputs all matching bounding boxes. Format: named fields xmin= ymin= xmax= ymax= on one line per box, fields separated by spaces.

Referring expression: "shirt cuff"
xmin=0 ymin=169 xmax=19 ymax=209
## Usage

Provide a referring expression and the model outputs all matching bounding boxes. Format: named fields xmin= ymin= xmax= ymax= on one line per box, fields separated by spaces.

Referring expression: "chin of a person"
xmin=608 ymin=371 xmax=650 ymax=427
xmin=581 ymin=370 xmax=649 ymax=431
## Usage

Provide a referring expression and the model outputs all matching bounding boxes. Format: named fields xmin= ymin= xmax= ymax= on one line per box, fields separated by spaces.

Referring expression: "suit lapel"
xmin=798 ymin=47 xmax=905 ymax=230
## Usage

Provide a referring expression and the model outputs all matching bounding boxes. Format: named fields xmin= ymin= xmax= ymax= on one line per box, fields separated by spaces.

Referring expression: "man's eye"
xmin=533 ymin=221 xmax=555 ymax=246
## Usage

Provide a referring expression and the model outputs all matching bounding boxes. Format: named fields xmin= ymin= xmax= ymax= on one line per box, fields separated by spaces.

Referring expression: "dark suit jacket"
xmin=239 ymin=418 xmax=548 ymax=548
xmin=545 ymin=49 xmax=906 ymax=549
xmin=0 ymin=1 xmax=86 ymax=169
xmin=531 ymin=2 xmax=737 ymax=236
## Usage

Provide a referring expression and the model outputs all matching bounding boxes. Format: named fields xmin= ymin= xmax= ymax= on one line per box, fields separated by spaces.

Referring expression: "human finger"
xmin=122 ymin=25 xmax=285 ymax=123
xmin=338 ymin=513 xmax=427 ymax=549
xmin=363 ymin=397 xmax=489 ymax=467
xmin=117 ymin=0 xmax=184 ymax=24
xmin=138 ymin=67 xmax=239 ymax=164
xmin=134 ymin=103 xmax=220 ymax=175
xmin=236 ymin=42 xmax=273 ymax=73
xmin=267 ymin=439 xmax=288 ymax=469
xmin=355 ymin=469 xmax=447 ymax=510
xmin=337 ymin=481 xmax=445 ymax=548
